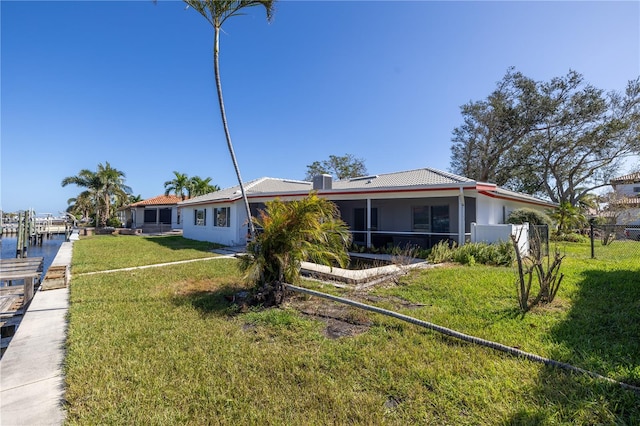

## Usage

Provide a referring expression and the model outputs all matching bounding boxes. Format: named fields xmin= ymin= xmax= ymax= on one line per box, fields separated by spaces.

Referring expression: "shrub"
xmin=452 ymin=241 xmax=515 ymax=266
xmin=107 ymin=217 xmax=122 ymax=228
xmin=551 ymin=232 xmax=587 ymax=243
xmin=427 ymin=240 xmax=455 ymax=263
xmin=428 ymin=241 xmax=514 ymax=267
xmin=506 ymin=208 xmax=553 ymax=226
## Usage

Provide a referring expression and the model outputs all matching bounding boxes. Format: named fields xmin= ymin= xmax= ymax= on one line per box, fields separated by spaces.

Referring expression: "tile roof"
xmin=611 ymin=172 xmax=640 ymax=184
xmin=179 ymin=178 xmax=312 ymax=206
xmin=609 ymin=196 xmax=640 ymax=206
xmin=178 ymin=167 xmax=554 ymax=207
xmin=332 ymin=168 xmax=473 ymax=190
xmin=129 ymin=194 xmax=185 ymax=207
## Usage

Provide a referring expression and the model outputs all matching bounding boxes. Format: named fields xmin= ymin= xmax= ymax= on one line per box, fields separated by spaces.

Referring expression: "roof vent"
xmin=312 ymin=174 xmax=332 ymax=190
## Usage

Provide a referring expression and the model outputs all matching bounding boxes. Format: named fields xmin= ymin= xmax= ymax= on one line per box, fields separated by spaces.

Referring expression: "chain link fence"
xmin=530 ymin=224 xmax=550 ymax=257
xmin=589 ymin=224 xmax=640 ymax=258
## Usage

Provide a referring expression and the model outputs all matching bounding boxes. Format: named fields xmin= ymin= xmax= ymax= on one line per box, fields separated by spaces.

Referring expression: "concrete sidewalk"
xmin=0 ymin=242 xmax=73 ymax=425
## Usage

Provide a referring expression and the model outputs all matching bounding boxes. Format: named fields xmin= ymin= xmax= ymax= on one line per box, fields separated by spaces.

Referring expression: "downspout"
xmin=458 ymin=187 xmax=466 ymax=246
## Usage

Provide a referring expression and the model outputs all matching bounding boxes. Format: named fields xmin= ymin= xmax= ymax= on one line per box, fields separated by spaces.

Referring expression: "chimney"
xmin=312 ymin=174 xmax=333 ymax=190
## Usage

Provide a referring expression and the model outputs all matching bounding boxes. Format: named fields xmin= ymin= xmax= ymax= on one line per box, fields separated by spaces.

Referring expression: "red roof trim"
xmin=477 ymin=190 xmax=554 ymax=208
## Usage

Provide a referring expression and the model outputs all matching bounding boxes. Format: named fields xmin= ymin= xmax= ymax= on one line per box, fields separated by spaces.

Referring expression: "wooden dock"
xmin=0 ymin=257 xmax=44 ymax=355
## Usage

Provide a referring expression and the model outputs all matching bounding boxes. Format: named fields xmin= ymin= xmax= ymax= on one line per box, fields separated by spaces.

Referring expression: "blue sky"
xmin=1 ymin=0 xmax=639 ymax=214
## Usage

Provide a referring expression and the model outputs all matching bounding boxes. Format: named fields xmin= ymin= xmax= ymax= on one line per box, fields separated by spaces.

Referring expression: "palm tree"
xmin=66 ymin=193 xmax=95 ymax=223
xmin=183 ymin=0 xmax=276 ymax=240
xmin=62 ymin=168 xmax=103 ymax=225
xmin=128 ymin=194 xmax=143 ymax=204
xmin=551 ymin=201 xmax=587 ymax=235
xmin=96 ymin=162 xmax=132 ymax=227
xmin=189 ymin=175 xmax=220 ymax=197
xmin=164 ymin=171 xmax=191 ymax=200
xmin=238 ymin=194 xmax=351 ymax=305
xmin=62 ymin=162 xmax=132 ymax=227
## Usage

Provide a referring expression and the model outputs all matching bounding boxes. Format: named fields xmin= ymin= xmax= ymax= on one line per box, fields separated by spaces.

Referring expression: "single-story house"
xmin=119 ymin=194 xmax=185 ymax=232
xmin=178 ymin=167 xmax=556 ymax=249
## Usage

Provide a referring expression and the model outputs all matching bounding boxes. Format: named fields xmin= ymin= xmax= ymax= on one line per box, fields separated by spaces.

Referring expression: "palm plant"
xmin=164 ymin=171 xmax=191 ymax=200
xmin=128 ymin=194 xmax=143 ymax=204
xmin=189 ymin=175 xmax=220 ymax=197
xmin=96 ymin=162 xmax=132 ymax=227
xmin=66 ymin=193 xmax=95 ymax=223
xmin=62 ymin=169 xmax=103 ymax=225
xmin=551 ymin=201 xmax=587 ymax=235
xmin=62 ymin=162 xmax=132 ymax=227
xmin=238 ymin=194 xmax=351 ymax=305
xmin=182 ymin=0 xmax=276 ymax=240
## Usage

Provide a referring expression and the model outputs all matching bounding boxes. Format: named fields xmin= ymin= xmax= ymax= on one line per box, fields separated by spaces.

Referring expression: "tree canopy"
xmin=304 ymin=154 xmax=368 ymax=181
xmin=62 ymin=162 xmax=132 ymax=227
xmin=164 ymin=171 xmax=220 ymax=199
xmin=164 ymin=171 xmax=191 ymax=200
xmin=450 ymin=68 xmax=640 ymax=206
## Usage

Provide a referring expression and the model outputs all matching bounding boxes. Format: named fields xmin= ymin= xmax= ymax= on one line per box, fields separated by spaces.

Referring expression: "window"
xmin=412 ymin=206 xmax=430 ymax=231
xmin=634 ymin=186 xmax=640 ymax=193
xmin=412 ymin=205 xmax=450 ymax=233
xmin=431 ymin=205 xmax=450 ymax=233
xmin=214 ymin=207 xmax=230 ymax=227
xmin=159 ymin=208 xmax=171 ymax=225
xmin=194 ymin=209 xmax=206 ymax=226
xmin=144 ymin=209 xmax=157 ymax=224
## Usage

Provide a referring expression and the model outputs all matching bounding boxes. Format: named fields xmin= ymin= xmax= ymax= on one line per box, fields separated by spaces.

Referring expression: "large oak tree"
xmin=305 ymin=154 xmax=368 ymax=181
xmin=450 ymin=68 xmax=640 ymax=205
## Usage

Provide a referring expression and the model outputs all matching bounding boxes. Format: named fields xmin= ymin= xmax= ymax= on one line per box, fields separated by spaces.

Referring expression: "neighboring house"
xmin=179 ymin=167 xmax=556 ymax=249
xmin=119 ymin=195 xmax=185 ymax=232
xmin=609 ymin=172 xmax=640 ymax=225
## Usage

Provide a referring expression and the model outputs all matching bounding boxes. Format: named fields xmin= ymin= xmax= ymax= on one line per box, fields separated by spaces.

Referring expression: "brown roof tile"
xmin=129 ymin=195 xmax=185 ymax=207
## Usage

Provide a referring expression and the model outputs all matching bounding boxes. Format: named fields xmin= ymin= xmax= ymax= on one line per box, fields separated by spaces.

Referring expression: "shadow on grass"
xmin=143 ymin=235 xmax=224 ymax=253
xmin=171 ymin=283 xmax=250 ymax=316
xmin=505 ymin=268 xmax=640 ymax=424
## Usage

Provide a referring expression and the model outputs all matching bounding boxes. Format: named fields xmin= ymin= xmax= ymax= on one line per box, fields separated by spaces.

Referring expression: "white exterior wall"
xmin=172 ymin=206 xmax=182 ymax=229
xmin=180 ymin=189 xmax=553 ymax=247
xmin=475 ymin=197 xmax=504 ymax=225
xmin=471 ymin=222 xmax=529 ymax=255
xmin=133 ymin=207 xmax=144 ymax=228
xmin=476 ymin=195 xmax=549 ymax=225
xmin=182 ymin=202 xmax=249 ymax=246
xmin=612 ymin=182 xmax=640 ymax=225
xmin=614 ymin=182 xmax=640 ymax=198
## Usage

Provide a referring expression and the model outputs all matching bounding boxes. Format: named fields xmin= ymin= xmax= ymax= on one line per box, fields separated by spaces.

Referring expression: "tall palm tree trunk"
xmin=213 ymin=26 xmax=256 ymax=240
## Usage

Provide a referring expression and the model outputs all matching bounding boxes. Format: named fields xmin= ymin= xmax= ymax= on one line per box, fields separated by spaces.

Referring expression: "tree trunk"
xmin=213 ymin=26 xmax=256 ymax=240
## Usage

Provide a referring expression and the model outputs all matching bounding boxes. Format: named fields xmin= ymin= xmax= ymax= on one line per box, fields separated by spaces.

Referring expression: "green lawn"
xmin=70 ymin=234 xmax=221 ymax=273
xmin=64 ymin=236 xmax=640 ymax=425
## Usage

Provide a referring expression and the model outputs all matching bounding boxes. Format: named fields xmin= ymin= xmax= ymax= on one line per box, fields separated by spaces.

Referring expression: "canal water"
xmin=0 ymin=234 xmax=66 ymax=276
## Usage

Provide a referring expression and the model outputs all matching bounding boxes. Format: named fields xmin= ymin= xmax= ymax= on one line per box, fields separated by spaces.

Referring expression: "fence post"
xmin=590 ymin=221 xmax=595 ymax=259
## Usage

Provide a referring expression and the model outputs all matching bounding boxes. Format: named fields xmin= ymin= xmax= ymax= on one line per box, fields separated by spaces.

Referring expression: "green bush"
xmin=428 ymin=240 xmax=514 ymax=266
xmin=427 ymin=240 xmax=455 ymax=263
xmin=506 ymin=208 xmax=553 ymax=226
xmin=551 ymin=232 xmax=587 ymax=243
xmin=452 ymin=241 xmax=514 ymax=266
xmin=107 ymin=217 xmax=122 ymax=228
